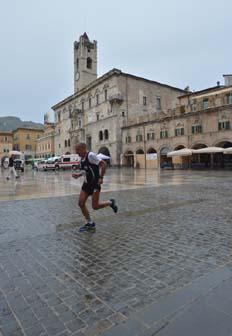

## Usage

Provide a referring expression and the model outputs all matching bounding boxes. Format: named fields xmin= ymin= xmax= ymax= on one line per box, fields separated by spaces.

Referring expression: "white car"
xmin=36 ymin=159 xmax=48 ymax=171
xmin=43 ymin=157 xmax=60 ymax=171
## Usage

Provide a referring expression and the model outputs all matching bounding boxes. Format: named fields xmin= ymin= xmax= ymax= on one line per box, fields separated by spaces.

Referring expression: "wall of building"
xmin=36 ymin=124 xmax=55 ymax=158
xmin=122 ymin=90 xmax=232 ymax=169
xmin=13 ymin=128 xmax=44 ymax=158
xmin=0 ymin=132 xmax=13 ymax=163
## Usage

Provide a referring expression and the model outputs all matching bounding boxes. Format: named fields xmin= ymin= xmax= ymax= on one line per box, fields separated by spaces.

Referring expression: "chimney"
xmin=223 ymin=74 xmax=232 ymax=86
xmin=217 ymin=81 xmax=220 ymax=86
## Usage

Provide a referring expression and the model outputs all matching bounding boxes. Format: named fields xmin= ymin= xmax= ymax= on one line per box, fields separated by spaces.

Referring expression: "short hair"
xmin=76 ymin=142 xmax=86 ymax=149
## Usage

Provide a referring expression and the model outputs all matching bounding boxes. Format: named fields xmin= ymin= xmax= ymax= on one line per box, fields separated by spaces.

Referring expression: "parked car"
xmin=36 ymin=159 xmax=48 ymax=171
xmin=55 ymin=154 xmax=80 ymax=170
xmin=43 ymin=157 xmax=60 ymax=171
xmin=14 ymin=159 xmax=25 ymax=172
xmin=33 ymin=158 xmax=45 ymax=170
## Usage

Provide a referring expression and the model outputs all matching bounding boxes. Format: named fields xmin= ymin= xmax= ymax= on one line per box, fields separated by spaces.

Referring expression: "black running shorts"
xmin=81 ymin=182 xmax=101 ymax=195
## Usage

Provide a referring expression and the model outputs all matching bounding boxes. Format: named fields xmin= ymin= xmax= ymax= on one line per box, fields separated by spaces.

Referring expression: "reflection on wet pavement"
xmin=1 ymin=167 xmax=232 ymax=202
xmin=1 ymin=167 xmax=232 ymax=335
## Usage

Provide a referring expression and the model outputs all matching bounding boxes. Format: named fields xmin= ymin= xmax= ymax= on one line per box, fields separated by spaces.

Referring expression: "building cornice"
xmin=122 ymin=104 xmax=232 ymax=130
xmin=52 ymin=69 xmax=186 ymax=110
xmin=13 ymin=127 xmax=44 ymax=133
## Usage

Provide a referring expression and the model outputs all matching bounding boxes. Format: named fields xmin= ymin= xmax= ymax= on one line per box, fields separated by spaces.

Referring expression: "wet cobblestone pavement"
xmin=1 ymin=169 xmax=232 ymax=335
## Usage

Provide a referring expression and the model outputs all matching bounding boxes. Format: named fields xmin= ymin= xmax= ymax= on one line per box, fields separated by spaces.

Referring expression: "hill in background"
xmin=0 ymin=116 xmax=44 ymax=132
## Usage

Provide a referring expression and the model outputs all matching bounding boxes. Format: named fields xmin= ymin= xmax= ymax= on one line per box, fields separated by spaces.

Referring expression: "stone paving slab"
xmin=103 ymin=263 xmax=232 ymax=335
xmin=0 ymin=176 xmax=232 ymax=335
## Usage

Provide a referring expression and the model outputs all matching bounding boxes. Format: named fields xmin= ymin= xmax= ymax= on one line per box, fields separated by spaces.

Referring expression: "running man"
xmin=72 ymin=142 xmax=118 ymax=232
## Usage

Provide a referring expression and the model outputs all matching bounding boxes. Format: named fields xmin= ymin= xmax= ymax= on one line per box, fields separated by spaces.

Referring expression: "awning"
xmin=193 ymin=147 xmax=224 ymax=154
xmin=223 ymin=147 xmax=232 ymax=154
xmin=9 ymin=150 xmax=22 ymax=155
xmin=167 ymin=148 xmax=193 ymax=157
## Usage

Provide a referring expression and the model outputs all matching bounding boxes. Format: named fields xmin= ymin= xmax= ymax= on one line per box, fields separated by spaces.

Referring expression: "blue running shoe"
xmin=79 ymin=222 xmax=96 ymax=232
xmin=110 ymin=198 xmax=118 ymax=213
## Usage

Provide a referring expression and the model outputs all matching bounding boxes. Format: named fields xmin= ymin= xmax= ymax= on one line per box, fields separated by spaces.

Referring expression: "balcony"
xmin=109 ymin=94 xmax=124 ymax=104
xmin=71 ymin=109 xmax=83 ymax=118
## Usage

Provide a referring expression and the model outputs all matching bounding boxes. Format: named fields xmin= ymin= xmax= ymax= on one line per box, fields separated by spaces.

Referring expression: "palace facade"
xmin=52 ymin=33 xmax=232 ymax=169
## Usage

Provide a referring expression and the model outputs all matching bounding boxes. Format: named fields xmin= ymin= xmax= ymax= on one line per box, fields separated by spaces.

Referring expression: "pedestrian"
xmin=6 ymin=154 xmax=20 ymax=180
xmin=72 ymin=142 xmax=118 ymax=232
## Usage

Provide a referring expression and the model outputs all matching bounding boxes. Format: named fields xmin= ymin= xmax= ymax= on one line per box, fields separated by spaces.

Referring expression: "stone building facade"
xmin=52 ymin=33 xmax=185 ymax=165
xmin=122 ymin=76 xmax=232 ymax=169
xmin=0 ymin=132 xmax=13 ymax=165
xmin=13 ymin=128 xmax=44 ymax=160
xmin=36 ymin=123 xmax=55 ymax=158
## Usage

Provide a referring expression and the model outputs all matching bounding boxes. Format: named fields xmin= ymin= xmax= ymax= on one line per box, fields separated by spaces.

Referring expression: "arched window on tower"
xmin=87 ymin=57 xmax=92 ymax=69
xmin=104 ymin=129 xmax=109 ymax=140
xmin=99 ymin=131 xmax=103 ymax=141
xmin=76 ymin=58 xmax=79 ymax=70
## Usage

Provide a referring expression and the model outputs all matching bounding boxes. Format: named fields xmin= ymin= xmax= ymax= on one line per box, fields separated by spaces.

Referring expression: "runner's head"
xmin=76 ymin=142 xmax=87 ymax=158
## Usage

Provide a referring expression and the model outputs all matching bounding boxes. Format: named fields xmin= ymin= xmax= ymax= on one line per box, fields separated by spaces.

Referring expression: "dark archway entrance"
xmin=191 ymin=143 xmax=209 ymax=168
xmin=215 ymin=141 xmax=232 ymax=168
xmin=160 ymin=147 xmax=172 ymax=168
xmin=124 ymin=150 xmax=134 ymax=167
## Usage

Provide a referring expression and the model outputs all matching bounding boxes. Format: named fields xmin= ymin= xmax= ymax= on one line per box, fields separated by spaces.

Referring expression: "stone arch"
xmin=147 ymin=147 xmax=157 ymax=154
xmin=213 ymin=139 xmax=232 ymax=148
xmin=213 ymin=140 xmax=232 ymax=169
xmin=174 ymin=144 xmax=186 ymax=150
xmin=160 ymin=146 xmax=171 ymax=156
xmin=136 ymin=148 xmax=144 ymax=154
xmin=191 ymin=142 xmax=207 ymax=149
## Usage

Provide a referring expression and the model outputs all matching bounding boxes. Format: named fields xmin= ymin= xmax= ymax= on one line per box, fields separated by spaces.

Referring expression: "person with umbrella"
xmin=72 ymin=142 xmax=118 ymax=232
xmin=6 ymin=154 xmax=20 ymax=180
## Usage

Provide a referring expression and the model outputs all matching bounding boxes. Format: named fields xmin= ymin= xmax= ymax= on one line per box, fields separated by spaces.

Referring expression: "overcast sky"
xmin=0 ymin=0 xmax=231 ymax=123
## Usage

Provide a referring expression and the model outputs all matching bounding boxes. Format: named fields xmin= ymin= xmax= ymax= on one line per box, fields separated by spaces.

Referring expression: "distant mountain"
xmin=0 ymin=117 xmax=44 ymax=132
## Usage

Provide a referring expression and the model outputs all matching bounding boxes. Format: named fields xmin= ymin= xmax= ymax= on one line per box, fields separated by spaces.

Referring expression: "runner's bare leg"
xmin=92 ymin=190 xmax=110 ymax=210
xmin=78 ymin=190 xmax=91 ymax=221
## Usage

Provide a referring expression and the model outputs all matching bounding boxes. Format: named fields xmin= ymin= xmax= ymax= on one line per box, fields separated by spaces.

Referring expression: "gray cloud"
xmin=0 ymin=0 xmax=231 ymax=123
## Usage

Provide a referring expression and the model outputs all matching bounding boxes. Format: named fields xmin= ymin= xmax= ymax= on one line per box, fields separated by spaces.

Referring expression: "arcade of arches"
xmin=122 ymin=141 xmax=232 ymax=169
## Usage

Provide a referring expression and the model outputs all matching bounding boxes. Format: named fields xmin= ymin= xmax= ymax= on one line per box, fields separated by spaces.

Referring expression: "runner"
xmin=72 ymin=142 xmax=118 ymax=232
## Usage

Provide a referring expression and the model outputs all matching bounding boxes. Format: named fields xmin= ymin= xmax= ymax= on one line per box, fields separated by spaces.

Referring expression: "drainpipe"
xmin=143 ymin=124 xmax=147 ymax=169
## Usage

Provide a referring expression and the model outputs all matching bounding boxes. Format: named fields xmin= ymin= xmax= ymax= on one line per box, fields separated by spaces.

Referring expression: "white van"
xmin=55 ymin=154 xmax=80 ymax=170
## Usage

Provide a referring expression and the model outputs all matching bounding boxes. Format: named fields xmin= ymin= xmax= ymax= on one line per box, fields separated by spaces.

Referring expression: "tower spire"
xmin=74 ymin=33 xmax=97 ymax=93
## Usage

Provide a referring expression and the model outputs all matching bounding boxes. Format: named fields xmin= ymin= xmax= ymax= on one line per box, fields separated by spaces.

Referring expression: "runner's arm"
xmin=98 ymin=160 xmax=106 ymax=183
xmin=72 ymin=171 xmax=84 ymax=179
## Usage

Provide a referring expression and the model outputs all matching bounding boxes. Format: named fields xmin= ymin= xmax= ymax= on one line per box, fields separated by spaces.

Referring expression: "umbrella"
xmin=223 ymin=147 xmax=232 ymax=154
xmin=167 ymin=148 xmax=193 ymax=157
xmin=193 ymin=147 xmax=224 ymax=154
xmin=9 ymin=150 xmax=22 ymax=155
xmin=97 ymin=153 xmax=110 ymax=160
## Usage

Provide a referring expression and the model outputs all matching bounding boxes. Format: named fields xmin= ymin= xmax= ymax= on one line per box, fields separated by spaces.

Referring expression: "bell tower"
xmin=74 ymin=33 xmax=97 ymax=93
